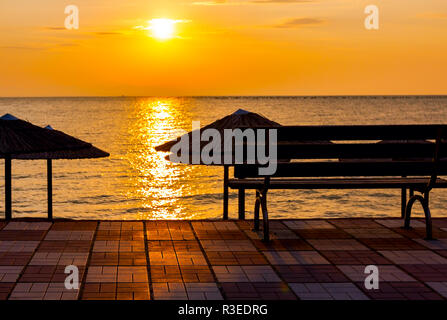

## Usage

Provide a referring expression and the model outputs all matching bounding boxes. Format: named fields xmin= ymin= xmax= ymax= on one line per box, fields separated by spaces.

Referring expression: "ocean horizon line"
xmin=1 ymin=94 xmax=447 ymax=99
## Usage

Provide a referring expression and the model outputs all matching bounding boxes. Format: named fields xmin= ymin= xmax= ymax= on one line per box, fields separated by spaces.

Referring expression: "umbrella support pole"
xmin=238 ymin=189 xmax=245 ymax=220
xmin=5 ymin=156 xmax=11 ymax=220
xmin=223 ymin=166 xmax=229 ymax=220
xmin=47 ymin=159 xmax=53 ymax=220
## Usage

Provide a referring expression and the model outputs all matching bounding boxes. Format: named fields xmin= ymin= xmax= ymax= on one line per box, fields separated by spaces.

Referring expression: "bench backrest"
xmin=234 ymin=124 xmax=447 ymax=178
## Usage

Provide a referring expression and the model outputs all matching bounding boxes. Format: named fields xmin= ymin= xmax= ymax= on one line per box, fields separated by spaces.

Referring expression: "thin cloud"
xmin=252 ymin=0 xmax=312 ymax=3
xmin=192 ymin=0 xmax=312 ymax=4
xmin=95 ymin=32 xmax=122 ymax=36
xmin=273 ymin=17 xmax=324 ymax=28
xmin=44 ymin=27 xmax=66 ymax=31
xmin=191 ymin=0 xmax=227 ymax=5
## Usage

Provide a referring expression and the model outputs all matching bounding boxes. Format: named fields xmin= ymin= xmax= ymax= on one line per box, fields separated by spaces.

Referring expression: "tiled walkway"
xmin=1 ymin=218 xmax=447 ymax=300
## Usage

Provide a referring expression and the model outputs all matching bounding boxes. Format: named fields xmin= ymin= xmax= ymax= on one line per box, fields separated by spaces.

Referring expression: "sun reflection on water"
xmin=126 ymin=98 xmax=193 ymax=219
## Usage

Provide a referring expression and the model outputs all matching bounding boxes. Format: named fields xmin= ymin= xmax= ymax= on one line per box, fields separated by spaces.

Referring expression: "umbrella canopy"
xmin=12 ymin=125 xmax=109 ymax=159
xmin=155 ymin=109 xmax=281 ymax=220
xmin=0 ymin=114 xmax=91 ymax=156
xmin=155 ymin=109 xmax=281 ymax=152
xmin=0 ymin=115 xmax=109 ymax=220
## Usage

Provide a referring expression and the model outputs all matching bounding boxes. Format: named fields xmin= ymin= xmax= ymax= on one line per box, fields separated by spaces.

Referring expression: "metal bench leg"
xmin=238 ymin=189 xmax=245 ymax=220
xmin=254 ymin=190 xmax=261 ymax=231
xmin=260 ymin=190 xmax=270 ymax=242
xmin=223 ymin=166 xmax=229 ymax=220
xmin=404 ymin=192 xmax=434 ymax=240
xmin=401 ymin=188 xmax=406 ymax=219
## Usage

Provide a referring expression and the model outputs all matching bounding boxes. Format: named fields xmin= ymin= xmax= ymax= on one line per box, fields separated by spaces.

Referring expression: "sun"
xmin=149 ymin=19 xmax=176 ymax=40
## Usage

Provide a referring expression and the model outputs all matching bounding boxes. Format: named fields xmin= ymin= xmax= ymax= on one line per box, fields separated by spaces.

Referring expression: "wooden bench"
xmin=227 ymin=125 xmax=447 ymax=241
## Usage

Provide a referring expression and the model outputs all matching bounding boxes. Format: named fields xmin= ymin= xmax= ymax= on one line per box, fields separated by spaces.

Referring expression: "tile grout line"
xmin=77 ymin=221 xmax=100 ymax=300
xmin=143 ymin=221 xmax=155 ymax=300
xmin=242 ymin=220 xmax=300 ymax=300
xmin=6 ymin=220 xmax=53 ymax=300
xmin=189 ymin=221 xmax=227 ymax=300
xmin=326 ymin=219 xmax=445 ymax=300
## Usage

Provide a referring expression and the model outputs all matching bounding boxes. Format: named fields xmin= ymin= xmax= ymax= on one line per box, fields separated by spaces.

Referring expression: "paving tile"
xmin=275 ymin=265 xmax=349 ymax=283
xmin=432 ymin=219 xmax=447 ymax=228
xmin=118 ymin=240 xmax=145 ymax=253
xmin=425 ymin=282 xmax=447 ymax=298
xmin=0 ymin=252 xmax=34 ymax=266
xmin=0 ymin=241 xmax=39 ymax=253
xmin=244 ymin=229 xmax=298 ymax=240
xmin=82 ymin=282 xmax=150 ymax=300
xmin=283 ymin=220 xmax=335 ymax=230
xmin=45 ymin=230 xmax=94 ymax=241
xmin=81 ymin=283 xmax=116 ymax=300
xmin=414 ymin=239 xmax=447 ymax=250
xmin=263 ymin=251 xmax=329 ymax=265
xmin=3 ymin=222 xmax=52 ymax=231
xmin=117 ymin=266 xmax=148 ymax=283
xmin=90 ymin=252 xmax=147 ymax=266
xmin=357 ymin=281 xmax=442 ymax=300
xmin=150 ymin=265 xmax=183 ymax=282
xmin=213 ymin=265 xmax=280 ymax=282
xmin=153 ymin=282 xmax=188 ymax=300
xmin=86 ymin=266 xmax=117 ymax=283
xmin=393 ymin=227 xmax=447 ymax=239
xmin=200 ymin=240 xmax=256 ymax=252
xmin=185 ymin=283 xmax=223 ymax=300
xmin=294 ymin=229 xmax=351 ymax=239
xmin=375 ymin=219 xmax=425 ymax=228
xmin=344 ymin=228 xmax=403 ymax=239
xmin=29 ymin=252 xmax=89 ymax=266
xmin=206 ymin=251 xmax=267 ymax=265
xmin=93 ymin=241 xmax=119 ymax=252
xmin=290 ymin=283 xmax=369 ymax=300
xmin=330 ymin=219 xmax=382 ymax=229
xmin=0 ymin=266 xmax=24 ymax=282
xmin=51 ymin=221 xmax=97 ymax=231
xmin=0 ymin=230 xmax=46 ymax=241
xmin=307 ymin=239 xmax=369 ymax=251
xmin=20 ymin=265 xmax=85 ymax=283
xmin=95 ymin=230 xmax=121 ymax=241
xmin=176 ymin=251 xmax=208 ymax=266
xmin=338 ymin=265 xmax=416 ymax=282
xmin=9 ymin=282 xmax=79 ymax=300
xmin=400 ymin=265 xmax=447 ymax=282
xmin=320 ymin=250 xmax=392 ymax=265
xmin=146 ymin=229 xmax=172 ymax=240
xmin=180 ymin=266 xmax=214 ymax=282
xmin=0 ymin=222 xmax=6 ymax=231
xmin=359 ymin=238 xmax=425 ymax=250
xmin=252 ymin=239 xmax=313 ymax=251
xmin=149 ymin=252 xmax=179 ymax=265
xmin=197 ymin=229 xmax=247 ymax=240
xmin=379 ymin=250 xmax=447 ymax=265
xmin=147 ymin=240 xmax=201 ymax=252
xmin=221 ymin=282 xmax=296 ymax=300
xmin=0 ymin=283 xmax=15 ymax=300
xmin=38 ymin=240 xmax=91 ymax=253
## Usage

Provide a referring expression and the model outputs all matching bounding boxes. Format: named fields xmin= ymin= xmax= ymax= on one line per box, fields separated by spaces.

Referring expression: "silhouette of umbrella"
xmin=0 ymin=114 xmax=109 ymax=219
xmin=155 ymin=109 xmax=281 ymax=219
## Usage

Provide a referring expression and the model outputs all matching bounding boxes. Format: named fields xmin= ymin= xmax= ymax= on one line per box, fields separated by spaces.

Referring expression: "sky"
xmin=1 ymin=0 xmax=447 ymax=96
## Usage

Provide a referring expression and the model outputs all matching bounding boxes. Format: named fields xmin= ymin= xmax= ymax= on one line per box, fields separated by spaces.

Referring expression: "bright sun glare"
xmin=149 ymin=19 xmax=176 ymax=40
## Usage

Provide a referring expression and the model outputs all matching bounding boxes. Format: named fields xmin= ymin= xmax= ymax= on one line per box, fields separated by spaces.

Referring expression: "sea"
xmin=0 ymin=96 xmax=446 ymax=220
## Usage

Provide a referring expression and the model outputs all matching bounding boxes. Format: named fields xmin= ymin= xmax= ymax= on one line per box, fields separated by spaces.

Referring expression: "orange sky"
xmin=1 ymin=0 xmax=447 ymax=96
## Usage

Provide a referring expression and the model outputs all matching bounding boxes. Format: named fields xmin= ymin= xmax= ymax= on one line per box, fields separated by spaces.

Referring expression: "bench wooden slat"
xmin=229 ymin=177 xmax=447 ymax=189
xmin=248 ymin=125 xmax=447 ymax=141
xmin=234 ymin=161 xmax=447 ymax=178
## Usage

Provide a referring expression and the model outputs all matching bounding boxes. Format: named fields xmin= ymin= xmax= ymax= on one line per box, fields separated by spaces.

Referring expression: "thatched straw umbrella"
xmin=13 ymin=125 xmax=109 ymax=219
xmin=0 ymin=114 xmax=109 ymax=219
xmin=155 ymin=109 xmax=281 ymax=220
